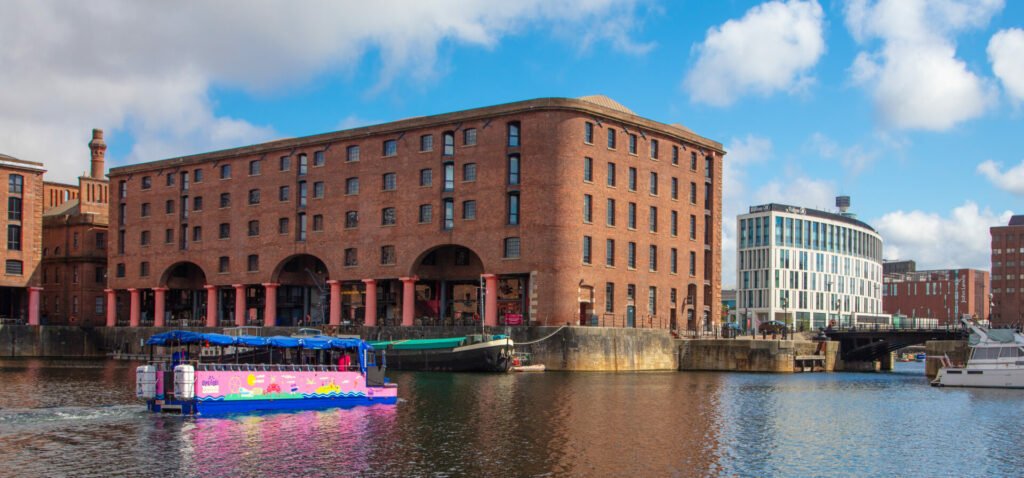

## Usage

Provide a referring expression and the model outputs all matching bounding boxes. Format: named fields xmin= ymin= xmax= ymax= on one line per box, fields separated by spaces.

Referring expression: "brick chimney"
xmin=89 ymin=128 xmax=106 ymax=179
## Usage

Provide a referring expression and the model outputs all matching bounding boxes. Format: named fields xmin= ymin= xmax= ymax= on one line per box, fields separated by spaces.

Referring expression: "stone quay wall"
xmin=679 ymin=339 xmax=839 ymax=373
xmin=924 ymin=340 xmax=969 ymax=378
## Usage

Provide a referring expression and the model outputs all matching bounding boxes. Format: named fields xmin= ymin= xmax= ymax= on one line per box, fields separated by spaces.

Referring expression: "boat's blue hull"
xmin=147 ymin=395 xmax=397 ymax=415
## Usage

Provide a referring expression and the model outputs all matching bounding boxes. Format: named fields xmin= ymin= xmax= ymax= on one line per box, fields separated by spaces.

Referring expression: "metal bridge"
xmin=823 ymin=324 xmax=966 ymax=362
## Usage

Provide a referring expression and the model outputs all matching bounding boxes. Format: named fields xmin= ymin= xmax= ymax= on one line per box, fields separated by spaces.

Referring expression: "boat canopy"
xmin=145 ymin=331 xmax=375 ymax=352
xmin=370 ymin=334 xmax=509 ymax=351
xmin=969 ymin=328 xmax=1019 ymax=346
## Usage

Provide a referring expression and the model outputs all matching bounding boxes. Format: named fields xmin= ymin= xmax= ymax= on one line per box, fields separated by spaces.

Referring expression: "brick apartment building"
xmin=1 ymin=154 xmax=45 ymax=323
xmin=992 ymin=215 xmax=1024 ymax=326
xmin=882 ymin=267 xmax=989 ymax=324
xmin=38 ymin=130 xmax=111 ymax=326
xmin=106 ymin=96 xmax=724 ymax=330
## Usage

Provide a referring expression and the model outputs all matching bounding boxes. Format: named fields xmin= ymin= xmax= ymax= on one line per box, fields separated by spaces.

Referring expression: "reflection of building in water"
xmin=107 ymin=96 xmax=723 ymax=329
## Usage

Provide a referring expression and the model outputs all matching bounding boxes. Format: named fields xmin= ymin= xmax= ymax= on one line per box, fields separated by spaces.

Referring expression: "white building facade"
xmin=735 ymin=203 xmax=884 ymax=331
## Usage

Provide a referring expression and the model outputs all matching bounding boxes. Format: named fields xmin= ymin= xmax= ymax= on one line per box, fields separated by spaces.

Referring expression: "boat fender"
xmin=174 ymin=364 xmax=196 ymax=399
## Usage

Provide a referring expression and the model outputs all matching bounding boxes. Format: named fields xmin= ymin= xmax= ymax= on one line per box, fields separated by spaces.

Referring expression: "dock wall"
xmin=924 ymin=340 xmax=969 ymax=378
xmin=678 ymin=339 xmax=839 ymax=373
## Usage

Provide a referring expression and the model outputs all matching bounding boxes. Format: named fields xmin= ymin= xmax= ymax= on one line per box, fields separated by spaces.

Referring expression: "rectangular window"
xmin=219 ymin=256 xmax=229 ymax=273
xmin=650 ymin=139 xmax=659 ymax=159
xmin=140 ymin=230 xmax=150 ymax=246
xmin=583 ymin=157 xmax=594 ymax=182
xmin=508 ymin=155 xmax=520 ymax=185
xmin=220 ymin=193 xmax=230 ymax=208
xmin=382 ymin=172 xmax=397 ymax=191
xmin=298 ymin=212 xmax=307 ymax=241
xmin=219 ymin=223 xmax=230 ymax=239
xmin=672 ymin=146 xmax=679 ymax=165
xmin=607 ymin=128 xmax=616 ymax=149
xmin=279 ymin=217 xmax=290 ymax=234
xmin=648 ymin=287 xmax=657 ymax=316
xmin=345 ymin=211 xmax=358 ymax=229
xmin=443 ymin=198 xmax=455 ymax=230
xmin=690 ymin=182 xmax=697 ymax=203
xmin=650 ymin=172 xmax=658 ymax=195
xmin=381 ymin=245 xmax=396 ymax=265
xmin=9 ymin=174 xmax=24 ymax=194
xmin=606 ymin=199 xmax=616 ymax=226
xmin=628 ymin=133 xmax=637 ymax=154
xmin=95 ymin=265 xmax=105 ymax=283
xmin=247 ymin=255 xmax=259 ymax=272
xmin=313 ymin=151 xmax=325 ymax=167
xmin=420 ymin=134 xmax=433 ymax=152
xmin=705 ymin=155 xmax=712 ymax=179
xmin=507 ymin=193 xmax=520 ymax=225
xmin=582 ymin=236 xmax=592 ymax=264
xmin=314 ymin=181 xmax=324 ymax=199
xmin=346 ymin=145 xmax=360 ymax=162
xmin=280 ymin=155 xmax=291 ymax=171
xmin=583 ymin=194 xmax=592 ymax=223
xmin=628 ymin=167 xmax=637 ymax=191
xmin=248 ymin=189 xmax=261 ymax=205
xmin=605 ymin=282 xmax=615 ymax=313
xmin=381 ymin=207 xmax=396 ymax=226
xmin=220 ymin=164 xmax=231 ymax=179
xmin=690 ymin=151 xmax=698 ymax=170
xmin=463 ymin=163 xmax=477 ymax=181
xmin=504 ymin=237 xmax=521 ymax=258
xmin=463 ymin=128 xmax=477 ymax=146
xmin=420 ymin=168 xmax=433 ymax=186
xmin=671 ymin=248 xmax=678 ymax=274
xmin=346 ymin=177 xmax=359 ymax=195
xmin=649 ymin=245 xmax=657 ymax=271
xmin=690 ymin=215 xmax=697 ymax=240
xmin=507 ymin=122 xmax=520 ymax=147
xmin=192 ymin=226 xmax=202 ymax=242
xmin=312 ymin=214 xmax=323 ymax=231
xmin=628 ymin=242 xmax=636 ymax=269
xmin=671 ymin=177 xmax=678 ymax=200
xmin=419 ymin=204 xmax=433 ymax=223
xmin=584 ymin=122 xmax=594 ymax=144
xmin=298 ymin=154 xmax=308 ymax=176
xmin=606 ymin=239 xmax=615 ymax=266
xmin=649 ymin=206 xmax=657 ymax=232
xmin=671 ymin=211 xmax=678 ymax=236
xmin=141 ymin=176 xmax=152 ymax=189
xmin=166 ymin=173 xmax=175 ymax=186
xmin=140 ymin=262 xmax=150 ymax=277
xmin=607 ymin=163 xmax=616 ymax=187
xmin=383 ymin=139 xmax=397 ymax=157
xmin=194 ymin=169 xmax=203 ymax=182
xmin=248 ymin=220 xmax=259 ymax=237
xmin=689 ymin=251 xmax=696 ymax=276
xmin=193 ymin=196 xmax=203 ymax=211
xmin=249 ymin=159 xmax=261 ymax=176
xmin=628 ymin=202 xmax=637 ymax=229
xmin=165 ymin=228 xmax=173 ymax=244
xmin=345 ymin=248 xmax=358 ymax=266
xmin=141 ymin=202 xmax=150 ymax=217
xmin=6 ymin=225 xmax=21 ymax=250
xmin=462 ymin=200 xmax=477 ymax=220
xmin=279 ymin=185 xmax=290 ymax=201
xmin=443 ymin=132 xmax=455 ymax=156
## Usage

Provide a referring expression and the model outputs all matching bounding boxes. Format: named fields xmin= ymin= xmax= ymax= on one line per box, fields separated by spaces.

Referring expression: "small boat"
xmin=510 ymin=364 xmax=546 ymax=372
xmin=369 ymin=334 xmax=514 ymax=372
xmin=932 ymin=318 xmax=1024 ymax=389
xmin=135 ymin=331 xmax=397 ymax=415
xmin=915 ymin=353 xmax=927 ymax=362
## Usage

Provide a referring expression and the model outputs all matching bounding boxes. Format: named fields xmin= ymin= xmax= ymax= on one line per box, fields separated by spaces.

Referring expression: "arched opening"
xmin=271 ymin=254 xmax=330 ymax=327
xmin=409 ymin=245 xmax=486 ymax=326
xmin=160 ymin=262 xmax=208 ymax=327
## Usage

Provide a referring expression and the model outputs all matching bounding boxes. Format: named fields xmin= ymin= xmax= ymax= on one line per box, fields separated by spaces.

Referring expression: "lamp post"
xmin=833 ymin=298 xmax=841 ymax=330
xmin=781 ymin=296 xmax=790 ymax=338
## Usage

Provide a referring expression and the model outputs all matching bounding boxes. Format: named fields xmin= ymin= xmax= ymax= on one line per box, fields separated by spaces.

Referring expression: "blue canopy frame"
xmin=144 ymin=332 xmax=376 ymax=373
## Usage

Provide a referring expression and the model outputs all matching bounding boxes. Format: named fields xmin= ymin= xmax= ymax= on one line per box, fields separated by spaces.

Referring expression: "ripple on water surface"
xmin=1 ymin=359 xmax=1023 ymax=477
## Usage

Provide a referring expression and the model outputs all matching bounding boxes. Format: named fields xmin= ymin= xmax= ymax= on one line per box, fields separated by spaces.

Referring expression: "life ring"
xmin=829 ymin=319 xmax=837 ymax=327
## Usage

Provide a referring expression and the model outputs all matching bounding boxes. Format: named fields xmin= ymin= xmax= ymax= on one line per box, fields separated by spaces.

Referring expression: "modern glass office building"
xmin=735 ymin=200 xmax=884 ymax=331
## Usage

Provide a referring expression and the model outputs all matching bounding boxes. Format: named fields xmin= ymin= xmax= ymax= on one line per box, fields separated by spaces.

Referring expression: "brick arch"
xmin=270 ymin=253 xmax=331 ymax=286
xmin=409 ymin=243 xmax=485 ymax=280
xmin=159 ymin=261 xmax=207 ymax=289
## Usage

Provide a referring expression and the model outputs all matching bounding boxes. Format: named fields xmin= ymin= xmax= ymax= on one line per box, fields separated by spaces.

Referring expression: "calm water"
xmin=1 ymin=359 xmax=1022 ymax=477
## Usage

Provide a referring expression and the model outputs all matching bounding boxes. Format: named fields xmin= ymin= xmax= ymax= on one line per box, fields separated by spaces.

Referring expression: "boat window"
xmin=1000 ymin=346 xmax=1019 ymax=359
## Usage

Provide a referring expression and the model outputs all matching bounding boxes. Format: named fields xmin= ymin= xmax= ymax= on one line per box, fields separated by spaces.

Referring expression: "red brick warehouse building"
xmin=991 ymin=215 xmax=1024 ymax=327
xmin=106 ymin=96 xmax=724 ymax=330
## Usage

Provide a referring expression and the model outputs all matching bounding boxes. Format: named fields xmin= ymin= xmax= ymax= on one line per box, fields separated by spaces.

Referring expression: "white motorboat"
xmin=932 ymin=317 xmax=1024 ymax=389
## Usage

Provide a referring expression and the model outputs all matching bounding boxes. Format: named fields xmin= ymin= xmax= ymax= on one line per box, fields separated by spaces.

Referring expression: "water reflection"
xmin=1 ymin=360 xmax=1024 ymax=477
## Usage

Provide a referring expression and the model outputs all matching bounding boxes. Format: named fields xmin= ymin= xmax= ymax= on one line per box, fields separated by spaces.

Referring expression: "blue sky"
xmin=1 ymin=0 xmax=1022 ymax=286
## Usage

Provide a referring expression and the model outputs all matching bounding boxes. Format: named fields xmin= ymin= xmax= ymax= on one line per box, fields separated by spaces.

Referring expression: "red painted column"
xmin=128 ymin=288 xmax=141 ymax=327
xmin=233 ymin=284 xmax=246 ymax=327
xmin=327 ymin=280 xmax=342 ymax=326
xmin=105 ymin=289 xmax=117 ymax=327
xmin=482 ymin=274 xmax=498 ymax=327
xmin=153 ymin=287 xmax=167 ymax=327
xmin=27 ymin=287 xmax=42 ymax=326
xmin=362 ymin=279 xmax=377 ymax=326
xmin=263 ymin=283 xmax=278 ymax=327
xmin=204 ymin=285 xmax=218 ymax=327
xmin=400 ymin=277 xmax=417 ymax=326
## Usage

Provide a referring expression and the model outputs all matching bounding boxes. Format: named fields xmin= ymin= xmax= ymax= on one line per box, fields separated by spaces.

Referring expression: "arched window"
xmin=507 ymin=154 xmax=520 ymax=185
xmin=443 ymin=131 xmax=455 ymax=156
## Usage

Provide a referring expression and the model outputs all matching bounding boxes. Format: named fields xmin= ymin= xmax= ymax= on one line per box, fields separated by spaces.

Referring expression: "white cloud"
xmin=806 ymin=132 xmax=880 ymax=176
xmin=844 ymin=0 xmax=1001 ymax=130
xmin=874 ymin=202 xmax=1013 ymax=270
xmin=988 ymin=28 xmax=1024 ymax=104
xmin=0 ymin=0 xmax=649 ymax=181
xmin=684 ymin=0 xmax=826 ymax=106
xmin=722 ymin=135 xmax=774 ymax=287
xmin=977 ymin=159 xmax=1024 ymax=195
xmin=753 ymin=176 xmax=836 ymax=211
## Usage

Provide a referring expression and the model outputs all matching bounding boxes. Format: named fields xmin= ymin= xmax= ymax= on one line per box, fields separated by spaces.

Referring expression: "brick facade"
xmin=992 ymin=216 xmax=1024 ymax=326
xmin=1 ymin=154 xmax=45 ymax=321
xmin=107 ymin=96 xmax=724 ymax=329
xmin=883 ymin=268 xmax=989 ymax=324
